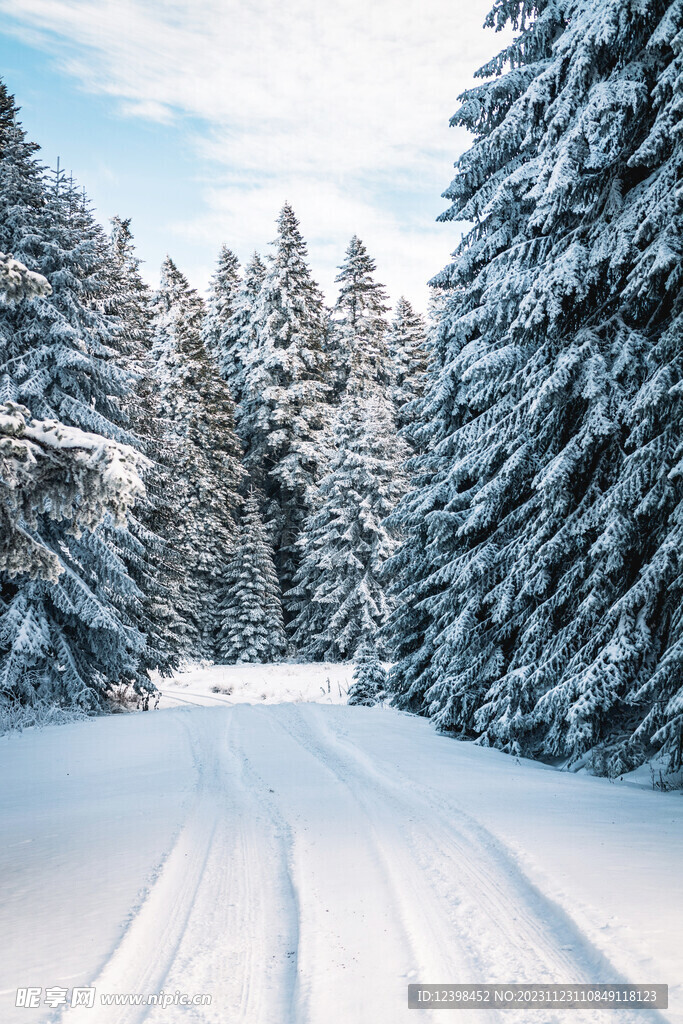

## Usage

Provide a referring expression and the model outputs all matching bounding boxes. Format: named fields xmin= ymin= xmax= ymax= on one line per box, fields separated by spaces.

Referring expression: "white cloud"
xmin=1 ymin=0 xmax=510 ymax=306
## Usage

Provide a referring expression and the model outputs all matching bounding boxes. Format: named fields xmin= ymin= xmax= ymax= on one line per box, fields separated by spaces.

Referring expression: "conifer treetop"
xmin=258 ymin=203 xmax=326 ymax=351
xmin=202 ymin=244 xmax=241 ymax=362
xmin=334 ymin=235 xmax=389 ymax=322
xmin=331 ymin=235 xmax=390 ymax=396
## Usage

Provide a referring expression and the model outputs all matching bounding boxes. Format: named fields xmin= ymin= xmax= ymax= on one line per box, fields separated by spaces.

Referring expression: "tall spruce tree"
xmin=219 ymin=251 xmax=266 ymax=406
xmin=151 ymin=256 xmax=243 ymax=659
xmin=328 ymin=236 xmax=390 ymax=398
xmin=387 ymin=297 xmax=430 ymax=447
xmin=108 ymin=216 xmax=152 ymax=362
xmin=0 ymin=98 xmax=150 ymax=708
xmin=105 ymin=216 xmax=182 ymax=674
xmin=216 ymin=491 xmax=287 ymax=663
xmin=386 ymin=0 xmax=683 ymax=773
xmin=237 ymin=204 xmax=329 ymax=605
xmin=201 ymin=244 xmax=241 ymax=367
xmin=289 ymin=389 xmax=408 ymax=661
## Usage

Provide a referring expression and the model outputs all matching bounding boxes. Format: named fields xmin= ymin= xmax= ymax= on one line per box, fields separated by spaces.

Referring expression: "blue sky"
xmin=0 ymin=0 xmax=510 ymax=309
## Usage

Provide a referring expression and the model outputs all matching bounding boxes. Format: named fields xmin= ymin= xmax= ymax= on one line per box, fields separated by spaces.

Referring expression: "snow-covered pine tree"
xmin=151 ymin=256 xmax=243 ymax=659
xmin=218 ymin=251 xmax=266 ymax=406
xmin=108 ymin=216 xmax=152 ymax=361
xmin=201 ymin=244 xmax=241 ymax=367
xmin=237 ymin=204 xmax=329 ymax=604
xmin=386 ymin=0 xmax=683 ymax=773
xmin=0 ymin=255 xmax=144 ymax=593
xmin=0 ymin=116 xmax=150 ymax=707
xmin=8 ymin=163 xmax=132 ymax=435
xmin=328 ymin=236 xmax=390 ymax=399
xmin=387 ymin=297 xmax=430 ymax=446
xmin=348 ymin=636 xmax=388 ymax=706
xmin=289 ymin=387 xmax=408 ymax=661
xmin=215 ymin=491 xmax=287 ymax=663
xmin=0 ymin=81 xmax=44 ymax=277
xmin=105 ymin=216 xmax=183 ymax=674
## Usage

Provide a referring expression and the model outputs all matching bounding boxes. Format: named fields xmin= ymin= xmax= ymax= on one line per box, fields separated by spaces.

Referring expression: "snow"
xmin=0 ymin=665 xmax=681 ymax=1024
xmin=154 ymin=660 xmax=354 ymax=708
xmin=0 ymin=252 xmax=51 ymax=301
xmin=1 ymin=402 xmax=146 ymax=509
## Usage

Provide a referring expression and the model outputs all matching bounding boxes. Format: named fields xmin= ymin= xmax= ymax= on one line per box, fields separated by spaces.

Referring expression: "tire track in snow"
xmin=68 ymin=708 xmax=305 ymax=1024
xmin=158 ymin=689 xmax=236 ymax=707
xmin=238 ymin=704 xmax=491 ymax=1024
xmin=142 ymin=719 xmax=261 ymax=1024
xmin=48 ymin=702 xmax=672 ymax=1024
xmin=282 ymin=704 xmax=671 ymax=1024
xmin=56 ymin=711 xmax=223 ymax=1024
xmin=144 ymin=708 xmax=302 ymax=1024
xmin=226 ymin=715 xmax=305 ymax=1024
xmin=70 ymin=707 xmax=302 ymax=1024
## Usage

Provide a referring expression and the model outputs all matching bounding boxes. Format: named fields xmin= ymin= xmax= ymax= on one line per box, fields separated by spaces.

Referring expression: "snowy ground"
xmin=0 ymin=665 xmax=681 ymax=1024
xmin=153 ymin=660 xmax=354 ymax=708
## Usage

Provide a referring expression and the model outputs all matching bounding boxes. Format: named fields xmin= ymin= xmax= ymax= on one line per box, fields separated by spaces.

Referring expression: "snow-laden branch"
xmin=0 ymin=402 xmax=148 ymax=580
xmin=0 ymin=252 xmax=52 ymax=302
xmin=0 ymin=255 xmax=147 ymax=581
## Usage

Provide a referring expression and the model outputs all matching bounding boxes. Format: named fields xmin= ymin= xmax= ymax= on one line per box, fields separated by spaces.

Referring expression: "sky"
xmin=0 ymin=0 xmax=511 ymax=310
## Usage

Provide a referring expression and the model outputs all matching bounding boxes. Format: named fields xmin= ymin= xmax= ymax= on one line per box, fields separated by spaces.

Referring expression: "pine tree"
xmin=105 ymin=216 xmax=182 ymax=674
xmin=108 ymin=216 xmax=153 ymax=360
xmin=348 ymin=637 xmax=388 ymax=706
xmin=386 ymin=0 xmax=683 ymax=773
xmin=289 ymin=389 xmax=408 ymax=661
xmin=0 ymin=255 xmax=143 ymax=590
xmin=387 ymin=297 xmax=429 ymax=446
xmin=0 ymin=99 xmax=151 ymax=710
xmin=218 ymin=251 xmax=266 ymax=406
xmin=5 ymin=163 xmax=131 ymax=435
xmin=329 ymin=236 xmax=390 ymax=398
xmin=0 ymin=80 xmax=44 ymax=277
xmin=151 ymin=256 xmax=243 ymax=659
xmin=202 ymin=244 xmax=241 ymax=367
xmin=237 ymin=204 xmax=329 ymax=603
xmin=216 ymin=491 xmax=287 ymax=663
xmin=0 ymin=401 xmax=146 ymax=705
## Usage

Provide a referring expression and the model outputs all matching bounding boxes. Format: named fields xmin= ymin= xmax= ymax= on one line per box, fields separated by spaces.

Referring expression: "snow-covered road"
xmin=1 ymin=679 xmax=681 ymax=1023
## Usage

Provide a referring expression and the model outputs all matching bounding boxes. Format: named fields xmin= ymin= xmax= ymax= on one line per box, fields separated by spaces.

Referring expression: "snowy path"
xmin=1 ymin=679 xmax=681 ymax=1023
